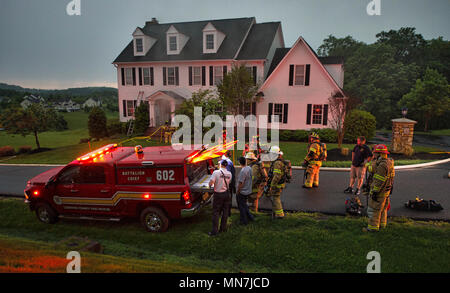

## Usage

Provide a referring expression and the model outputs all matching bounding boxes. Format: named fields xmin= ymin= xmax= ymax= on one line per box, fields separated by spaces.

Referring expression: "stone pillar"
xmin=391 ymin=118 xmax=417 ymax=155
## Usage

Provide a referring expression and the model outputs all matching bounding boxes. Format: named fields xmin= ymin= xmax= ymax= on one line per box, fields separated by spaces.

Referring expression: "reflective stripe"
xmin=374 ymin=174 xmax=386 ymax=182
xmin=368 ymin=224 xmax=379 ymax=231
xmin=274 ymin=209 xmax=284 ymax=215
xmin=273 ymin=169 xmax=282 ymax=174
xmin=373 ymin=186 xmax=381 ymax=191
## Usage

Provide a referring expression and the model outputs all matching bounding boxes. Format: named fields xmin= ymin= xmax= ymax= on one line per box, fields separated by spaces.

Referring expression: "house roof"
xmin=113 ymin=17 xmax=259 ymax=63
xmin=236 ymin=22 xmax=281 ymax=60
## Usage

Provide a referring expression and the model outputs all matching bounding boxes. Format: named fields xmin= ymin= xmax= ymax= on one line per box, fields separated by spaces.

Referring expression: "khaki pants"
xmin=367 ymin=194 xmax=390 ymax=231
xmin=267 ymin=187 xmax=284 ymax=218
xmin=305 ymin=164 xmax=320 ymax=187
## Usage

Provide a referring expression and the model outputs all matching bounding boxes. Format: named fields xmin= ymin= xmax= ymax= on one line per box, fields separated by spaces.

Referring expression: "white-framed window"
xmin=206 ymin=34 xmax=214 ymax=50
xmin=312 ymin=104 xmax=323 ymax=124
xmin=135 ymin=38 xmax=143 ymax=53
xmin=193 ymin=67 xmax=201 ymax=85
xmin=295 ymin=65 xmax=305 ymax=86
xmin=125 ymin=68 xmax=133 ymax=85
xmin=143 ymin=67 xmax=152 ymax=85
xmin=167 ymin=67 xmax=176 ymax=85
xmin=126 ymin=100 xmax=136 ymax=117
xmin=273 ymin=103 xmax=283 ymax=123
xmin=214 ymin=66 xmax=223 ymax=85
xmin=169 ymin=36 xmax=177 ymax=51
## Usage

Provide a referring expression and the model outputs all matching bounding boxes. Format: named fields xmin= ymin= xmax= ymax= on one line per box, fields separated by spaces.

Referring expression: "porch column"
xmin=170 ymin=100 xmax=176 ymax=125
xmin=149 ymin=101 xmax=155 ymax=127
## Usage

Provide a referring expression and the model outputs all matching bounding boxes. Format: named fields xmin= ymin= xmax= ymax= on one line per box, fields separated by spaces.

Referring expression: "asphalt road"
xmin=1 ymin=163 xmax=449 ymax=220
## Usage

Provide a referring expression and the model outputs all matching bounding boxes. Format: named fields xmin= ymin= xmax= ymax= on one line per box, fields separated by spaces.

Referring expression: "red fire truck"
xmin=23 ymin=143 xmax=228 ymax=232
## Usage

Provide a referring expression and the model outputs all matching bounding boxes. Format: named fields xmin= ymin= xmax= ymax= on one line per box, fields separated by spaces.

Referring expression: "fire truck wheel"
xmin=140 ymin=207 xmax=169 ymax=232
xmin=35 ymin=202 xmax=58 ymax=224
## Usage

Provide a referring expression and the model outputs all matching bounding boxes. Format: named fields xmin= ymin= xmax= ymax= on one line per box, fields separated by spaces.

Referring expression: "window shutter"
xmin=251 ymin=102 xmax=256 ymax=115
xmin=223 ymin=66 xmax=227 ymax=77
xmin=305 ymin=64 xmax=311 ymax=86
xmin=289 ymin=65 xmax=294 ymax=86
xmin=150 ymin=67 xmax=154 ymax=86
xmin=133 ymin=100 xmax=137 ymax=109
xmin=202 ymin=66 xmax=206 ymax=86
xmin=122 ymin=100 xmax=127 ymax=117
xmin=121 ymin=68 xmax=125 ymax=86
xmin=163 ymin=67 xmax=167 ymax=86
xmin=209 ymin=66 xmax=213 ymax=86
xmin=252 ymin=66 xmax=257 ymax=85
xmin=138 ymin=67 xmax=142 ymax=86
xmin=132 ymin=68 xmax=136 ymax=86
xmin=239 ymin=103 xmax=243 ymax=115
xmin=323 ymin=104 xmax=329 ymax=126
xmin=306 ymin=104 xmax=312 ymax=125
xmin=188 ymin=66 xmax=192 ymax=86
xmin=283 ymin=103 xmax=288 ymax=124
xmin=268 ymin=103 xmax=273 ymax=123
xmin=175 ymin=67 xmax=179 ymax=86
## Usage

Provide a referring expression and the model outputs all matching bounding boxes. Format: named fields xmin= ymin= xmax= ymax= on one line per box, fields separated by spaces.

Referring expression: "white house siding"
xmin=258 ymin=38 xmax=343 ymax=130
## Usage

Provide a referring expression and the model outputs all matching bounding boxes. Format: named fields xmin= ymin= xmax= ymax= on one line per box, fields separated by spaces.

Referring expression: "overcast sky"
xmin=0 ymin=0 xmax=448 ymax=89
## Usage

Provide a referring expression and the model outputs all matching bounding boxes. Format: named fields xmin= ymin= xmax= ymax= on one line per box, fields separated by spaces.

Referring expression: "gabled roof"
xmin=113 ymin=17 xmax=256 ymax=63
xmin=236 ymin=22 xmax=282 ymax=60
xmin=262 ymin=37 xmax=345 ymax=95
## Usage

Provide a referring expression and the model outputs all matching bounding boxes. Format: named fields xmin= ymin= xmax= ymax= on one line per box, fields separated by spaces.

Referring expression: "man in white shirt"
xmin=208 ymin=159 xmax=232 ymax=236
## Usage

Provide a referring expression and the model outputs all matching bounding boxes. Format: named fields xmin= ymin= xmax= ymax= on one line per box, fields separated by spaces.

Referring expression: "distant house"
xmin=20 ymin=95 xmax=45 ymax=109
xmin=54 ymin=99 xmax=81 ymax=112
xmin=82 ymin=98 xmax=102 ymax=108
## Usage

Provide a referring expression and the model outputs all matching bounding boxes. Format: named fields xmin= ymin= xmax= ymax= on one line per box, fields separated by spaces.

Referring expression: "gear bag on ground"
xmin=345 ymin=197 xmax=364 ymax=216
xmin=405 ymin=197 xmax=443 ymax=212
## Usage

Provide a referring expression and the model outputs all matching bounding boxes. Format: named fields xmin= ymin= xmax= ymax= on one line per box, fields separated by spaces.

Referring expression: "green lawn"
xmin=0 ymin=198 xmax=448 ymax=273
xmin=0 ymin=111 xmax=119 ymax=150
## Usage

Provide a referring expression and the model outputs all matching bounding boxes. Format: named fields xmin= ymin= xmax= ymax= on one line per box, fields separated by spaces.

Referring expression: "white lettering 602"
xmin=156 ymin=170 xmax=175 ymax=181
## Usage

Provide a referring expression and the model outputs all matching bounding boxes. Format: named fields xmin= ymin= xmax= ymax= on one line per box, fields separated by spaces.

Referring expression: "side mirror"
xmin=45 ymin=176 xmax=57 ymax=188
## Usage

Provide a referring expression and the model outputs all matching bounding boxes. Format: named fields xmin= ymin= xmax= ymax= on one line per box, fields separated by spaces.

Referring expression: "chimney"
xmin=148 ymin=17 xmax=158 ymax=24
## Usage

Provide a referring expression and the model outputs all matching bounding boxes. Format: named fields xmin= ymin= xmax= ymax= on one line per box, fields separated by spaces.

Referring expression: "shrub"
xmin=0 ymin=146 xmax=15 ymax=157
xmin=88 ymin=107 xmax=107 ymax=139
xmin=279 ymin=130 xmax=294 ymax=141
xmin=107 ymin=120 xmax=126 ymax=136
xmin=134 ymin=102 xmax=150 ymax=135
xmin=18 ymin=145 xmax=32 ymax=154
xmin=292 ymin=130 xmax=309 ymax=142
xmin=311 ymin=128 xmax=338 ymax=143
xmin=344 ymin=110 xmax=376 ymax=142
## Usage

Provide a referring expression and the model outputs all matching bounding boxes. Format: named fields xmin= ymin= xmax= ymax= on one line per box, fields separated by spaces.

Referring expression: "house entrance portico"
xmin=147 ymin=91 xmax=186 ymax=127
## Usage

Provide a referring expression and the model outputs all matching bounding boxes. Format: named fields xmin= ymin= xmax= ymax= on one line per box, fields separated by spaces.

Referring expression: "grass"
xmin=415 ymin=129 xmax=450 ymax=136
xmin=322 ymin=160 xmax=434 ymax=168
xmin=0 ymin=198 xmax=449 ymax=273
xmin=0 ymin=111 xmax=119 ymax=151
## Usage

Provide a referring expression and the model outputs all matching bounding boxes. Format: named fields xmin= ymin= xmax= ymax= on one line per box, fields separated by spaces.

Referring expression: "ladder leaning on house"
xmin=126 ymin=91 xmax=144 ymax=136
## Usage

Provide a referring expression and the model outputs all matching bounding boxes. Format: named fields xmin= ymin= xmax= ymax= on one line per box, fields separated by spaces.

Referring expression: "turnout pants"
xmin=305 ymin=164 xmax=320 ymax=188
xmin=367 ymin=194 xmax=390 ymax=231
xmin=267 ymin=187 xmax=284 ymax=218
xmin=211 ymin=191 xmax=231 ymax=234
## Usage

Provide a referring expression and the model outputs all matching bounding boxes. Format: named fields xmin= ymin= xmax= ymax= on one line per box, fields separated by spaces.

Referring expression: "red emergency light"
xmin=186 ymin=140 xmax=238 ymax=164
xmin=76 ymin=144 xmax=118 ymax=162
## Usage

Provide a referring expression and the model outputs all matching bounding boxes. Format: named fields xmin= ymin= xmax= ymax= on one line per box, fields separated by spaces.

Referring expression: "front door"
xmin=53 ymin=164 xmax=116 ymax=216
xmin=154 ymin=99 xmax=172 ymax=126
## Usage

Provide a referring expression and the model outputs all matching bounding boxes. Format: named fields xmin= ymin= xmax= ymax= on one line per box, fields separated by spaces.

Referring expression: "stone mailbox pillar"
xmin=391 ymin=118 xmax=417 ymax=155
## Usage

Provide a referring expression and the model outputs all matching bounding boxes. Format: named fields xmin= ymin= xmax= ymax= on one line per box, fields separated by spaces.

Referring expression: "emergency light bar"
xmin=76 ymin=143 xmax=118 ymax=162
xmin=186 ymin=140 xmax=238 ymax=164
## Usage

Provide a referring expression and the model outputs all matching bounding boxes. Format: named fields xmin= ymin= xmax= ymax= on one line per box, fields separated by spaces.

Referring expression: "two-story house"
xmin=113 ymin=17 xmax=344 ymax=130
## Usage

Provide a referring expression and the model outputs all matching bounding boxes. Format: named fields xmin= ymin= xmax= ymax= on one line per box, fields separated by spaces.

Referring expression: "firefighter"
xmin=246 ymin=151 xmax=268 ymax=213
xmin=266 ymin=146 xmax=286 ymax=219
xmin=302 ymin=132 xmax=327 ymax=188
xmin=363 ymin=144 xmax=395 ymax=232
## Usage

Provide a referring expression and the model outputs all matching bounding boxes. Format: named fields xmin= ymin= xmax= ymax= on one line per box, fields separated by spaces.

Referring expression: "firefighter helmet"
xmin=373 ymin=144 xmax=390 ymax=154
xmin=269 ymin=145 xmax=282 ymax=155
xmin=245 ymin=152 xmax=257 ymax=160
xmin=310 ymin=132 xmax=320 ymax=140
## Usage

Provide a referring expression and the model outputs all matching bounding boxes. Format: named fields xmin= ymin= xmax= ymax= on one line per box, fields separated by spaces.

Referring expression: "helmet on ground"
xmin=373 ymin=144 xmax=390 ymax=154
xmin=310 ymin=132 xmax=320 ymax=140
xmin=269 ymin=145 xmax=282 ymax=155
xmin=245 ymin=152 xmax=257 ymax=160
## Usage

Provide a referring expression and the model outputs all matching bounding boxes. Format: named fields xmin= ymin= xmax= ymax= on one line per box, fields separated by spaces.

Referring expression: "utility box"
xmin=391 ymin=118 xmax=417 ymax=155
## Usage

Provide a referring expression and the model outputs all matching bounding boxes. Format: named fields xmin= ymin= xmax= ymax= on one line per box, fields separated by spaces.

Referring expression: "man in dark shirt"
xmin=344 ymin=136 xmax=373 ymax=197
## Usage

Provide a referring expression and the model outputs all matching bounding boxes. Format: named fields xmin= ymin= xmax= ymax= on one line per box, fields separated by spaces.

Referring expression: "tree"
xmin=399 ymin=68 xmax=450 ymax=132
xmin=317 ymin=35 xmax=364 ymax=59
xmin=0 ymin=103 xmax=55 ymax=149
xmin=134 ymin=101 xmax=150 ymax=135
xmin=327 ymin=91 xmax=348 ymax=148
xmin=88 ymin=106 xmax=107 ymax=139
xmin=217 ymin=63 xmax=261 ymax=115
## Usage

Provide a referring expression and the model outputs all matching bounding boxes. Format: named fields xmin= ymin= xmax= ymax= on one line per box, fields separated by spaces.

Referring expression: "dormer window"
xmin=206 ymin=34 xmax=214 ymax=50
xmin=202 ymin=22 xmax=225 ymax=54
xmin=135 ymin=38 xmax=143 ymax=53
xmin=169 ymin=36 xmax=177 ymax=51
